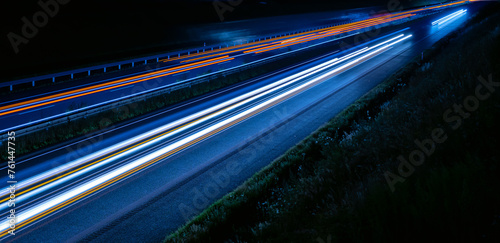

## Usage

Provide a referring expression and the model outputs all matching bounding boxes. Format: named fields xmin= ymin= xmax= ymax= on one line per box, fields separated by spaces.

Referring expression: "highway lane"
xmin=0 ymin=2 xmax=483 ymax=241
xmin=0 ymin=1 xmax=467 ymax=133
xmin=0 ymin=30 xmax=407 ymax=179
xmin=0 ymin=5 xmax=468 ymax=189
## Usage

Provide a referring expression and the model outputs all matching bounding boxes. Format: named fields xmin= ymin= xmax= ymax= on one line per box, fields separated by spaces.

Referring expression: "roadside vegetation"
xmin=166 ymin=3 xmax=500 ymax=242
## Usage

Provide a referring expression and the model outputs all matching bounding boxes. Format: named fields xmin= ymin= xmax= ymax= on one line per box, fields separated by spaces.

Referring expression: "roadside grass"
xmin=166 ymin=3 xmax=500 ymax=242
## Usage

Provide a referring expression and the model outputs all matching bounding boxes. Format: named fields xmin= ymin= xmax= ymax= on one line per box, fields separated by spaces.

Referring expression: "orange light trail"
xmin=0 ymin=0 xmax=467 ymax=118
xmin=0 ymin=56 xmax=233 ymax=117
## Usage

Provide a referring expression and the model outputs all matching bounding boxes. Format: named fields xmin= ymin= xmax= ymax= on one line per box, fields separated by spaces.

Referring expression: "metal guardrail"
xmin=0 ymin=41 xmax=299 ymax=139
xmin=0 ymin=0 xmax=470 ymax=140
xmin=0 ymin=1 xmax=466 ymax=91
xmin=1 ymin=21 xmax=362 ymax=90
xmin=1 ymin=25 xmax=357 ymax=91
xmin=0 ymin=7 xmax=446 ymax=139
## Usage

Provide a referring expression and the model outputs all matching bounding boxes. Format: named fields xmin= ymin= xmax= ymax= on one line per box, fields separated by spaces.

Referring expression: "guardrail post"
xmin=104 ymin=67 xmax=107 ymax=72
xmin=10 ymin=85 xmax=12 ymax=91
xmin=52 ymin=77 xmax=55 ymax=83
xmin=71 ymin=73 xmax=74 ymax=79
xmin=88 ymin=70 xmax=91 ymax=76
xmin=145 ymin=60 xmax=147 ymax=64
xmin=156 ymin=57 xmax=159 ymax=62
xmin=118 ymin=64 xmax=121 ymax=69
xmin=132 ymin=62 xmax=135 ymax=67
xmin=32 ymin=81 xmax=35 ymax=87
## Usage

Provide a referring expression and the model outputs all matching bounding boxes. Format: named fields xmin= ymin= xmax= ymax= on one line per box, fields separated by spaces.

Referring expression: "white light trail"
xmin=0 ymin=33 xmax=408 ymax=209
xmin=432 ymin=9 xmax=467 ymax=25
